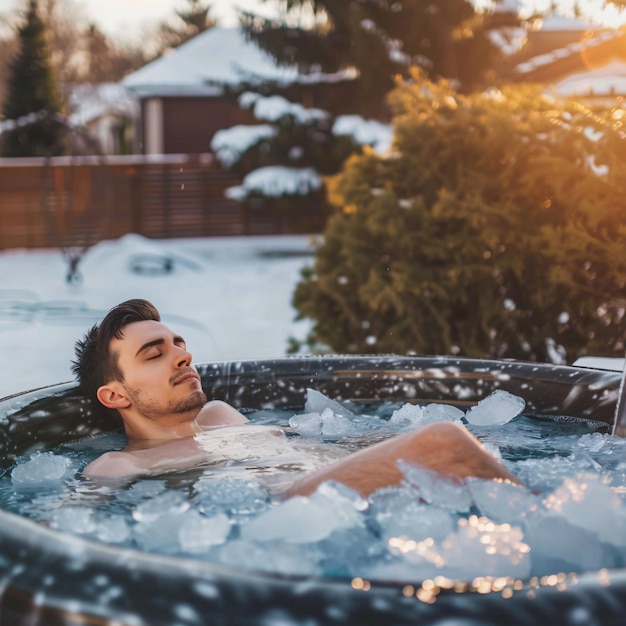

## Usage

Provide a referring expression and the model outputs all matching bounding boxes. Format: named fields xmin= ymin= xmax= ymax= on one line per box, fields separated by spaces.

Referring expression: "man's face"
xmin=109 ymin=320 xmax=207 ymax=423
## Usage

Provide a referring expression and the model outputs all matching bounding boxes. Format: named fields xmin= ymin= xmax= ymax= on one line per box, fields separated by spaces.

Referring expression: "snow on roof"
xmin=554 ymin=60 xmax=626 ymax=97
xmin=123 ymin=27 xmax=356 ymax=98
xmin=516 ymin=29 xmax=620 ymax=75
xmin=537 ymin=14 xmax=604 ymax=32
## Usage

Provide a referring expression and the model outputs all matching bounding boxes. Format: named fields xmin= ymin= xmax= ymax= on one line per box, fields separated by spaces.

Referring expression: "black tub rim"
xmin=0 ymin=354 xmax=624 ymax=625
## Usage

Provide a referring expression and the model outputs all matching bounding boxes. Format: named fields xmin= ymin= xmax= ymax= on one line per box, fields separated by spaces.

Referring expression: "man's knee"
xmin=407 ymin=421 xmax=472 ymax=449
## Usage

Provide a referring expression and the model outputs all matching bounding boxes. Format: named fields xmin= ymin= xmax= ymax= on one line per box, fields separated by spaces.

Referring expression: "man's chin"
xmin=173 ymin=390 xmax=207 ymax=414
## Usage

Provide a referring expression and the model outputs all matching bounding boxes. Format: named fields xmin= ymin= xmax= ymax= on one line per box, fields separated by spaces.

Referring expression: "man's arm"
xmin=83 ymin=450 xmax=147 ymax=479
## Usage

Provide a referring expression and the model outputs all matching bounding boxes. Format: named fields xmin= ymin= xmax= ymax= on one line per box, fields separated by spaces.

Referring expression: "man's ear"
xmin=97 ymin=384 xmax=131 ymax=410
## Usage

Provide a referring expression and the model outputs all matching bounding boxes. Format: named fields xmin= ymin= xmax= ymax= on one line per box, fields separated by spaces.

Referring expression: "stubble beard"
xmin=126 ymin=386 xmax=207 ymax=420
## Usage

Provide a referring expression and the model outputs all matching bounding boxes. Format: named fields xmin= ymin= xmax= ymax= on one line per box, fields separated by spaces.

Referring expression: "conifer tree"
xmin=158 ymin=0 xmax=216 ymax=51
xmin=242 ymin=0 xmax=500 ymax=118
xmin=292 ymin=71 xmax=626 ymax=363
xmin=1 ymin=0 xmax=65 ymax=157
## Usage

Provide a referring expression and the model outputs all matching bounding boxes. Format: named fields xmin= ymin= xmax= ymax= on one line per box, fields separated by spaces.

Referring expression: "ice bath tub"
xmin=0 ymin=355 xmax=624 ymax=625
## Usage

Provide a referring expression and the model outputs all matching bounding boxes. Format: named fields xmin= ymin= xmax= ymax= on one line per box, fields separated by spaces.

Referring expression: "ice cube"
xmin=194 ymin=475 xmax=269 ymax=518
xmin=389 ymin=403 xmax=425 ymax=430
xmin=398 ymin=461 xmax=473 ymax=513
xmin=524 ymin=510 xmax=606 ymax=573
xmin=240 ymin=482 xmax=364 ymax=544
xmin=422 ymin=403 xmax=465 ymax=424
xmin=93 ymin=514 xmax=131 ymax=544
xmin=132 ymin=491 xmax=189 ymax=523
xmin=543 ymin=475 xmax=626 ymax=546
xmin=290 ymin=407 xmax=359 ymax=439
xmin=378 ymin=499 xmax=455 ymax=544
xmin=289 ymin=412 xmax=322 ymax=436
xmin=441 ymin=515 xmax=532 ymax=580
xmin=465 ymin=390 xmax=525 ymax=426
xmin=304 ymin=388 xmax=354 ymax=418
xmin=468 ymin=477 xmax=540 ymax=523
xmin=11 ymin=452 xmax=73 ymax=489
xmin=50 ymin=507 xmax=97 ymax=535
xmin=179 ymin=511 xmax=231 ymax=553
xmin=134 ymin=511 xmax=188 ymax=553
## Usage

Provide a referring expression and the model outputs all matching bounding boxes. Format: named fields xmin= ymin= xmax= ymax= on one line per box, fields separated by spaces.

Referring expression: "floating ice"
xmin=423 ymin=403 xmax=465 ymax=424
xmin=289 ymin=407 xmax=359 ymax=438
xmin=93 ymin=514 xmax=131 ymax=544
xmin=524 ymin=511 xmax=606 ymax=573
xmin=465 ymin=389 xmax=525 ymax=426
xmin=389 ymin=403 xmax=425 ymax=430
xmin=290 ymin=388 xmax=362 ymax=438
xmin=240 ymin=481 xmax=365 ymax=544
xmin=468 ymin=477 xmax=540 ymax=523
xmin=377 ymin=498 xmax=455 ymax=544
xmin=132 ymin=491 xmax=190 ymax=523
xmin=440 ymin=515 xmax=532 ymax=579
xmin=304 ymin=389 xmax=355 ymax=419
xmin=11 ymin=452 xmax=74 ymax=488
xmin=50 ymin=507 xmax=97 ymax=535
xmin=288 ymin=411 xmax=323 ymax=436
xmin=179 ymin=511 xmax=230 ymax=553
xmin=116 ymin=479 xmax=167 ymax=504
xmin=398 ymin=461 xmax=473 ymax=513
xmin=389 ymin=402 xmax=464 ymax=431
xmin=134 ymin=510 xmax=189 ymax=553
xmin=543 ymin=475 xmax=626 ymax=546
xmin=194 ymin=476 xmax=269 ymax=518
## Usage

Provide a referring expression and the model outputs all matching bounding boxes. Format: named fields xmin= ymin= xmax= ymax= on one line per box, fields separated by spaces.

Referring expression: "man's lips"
xmin=172 ymin=370 xmax=201 ymax=386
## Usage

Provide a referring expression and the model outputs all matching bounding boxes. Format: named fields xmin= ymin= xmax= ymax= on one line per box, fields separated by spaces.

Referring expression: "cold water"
xmin=1 ymin=389 xmax=625 ymax=584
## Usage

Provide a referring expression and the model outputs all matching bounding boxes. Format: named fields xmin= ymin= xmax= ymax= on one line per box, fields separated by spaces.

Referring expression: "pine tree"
xmin=158 ymin=0 xmax=216 ymax=51
xmin=292 ymin=71 xmax=626 ymax=363
xmin=1 ymin=0 xmax=65 ymax=157
xmin=241 ymin=0 xmax=500 ymax=118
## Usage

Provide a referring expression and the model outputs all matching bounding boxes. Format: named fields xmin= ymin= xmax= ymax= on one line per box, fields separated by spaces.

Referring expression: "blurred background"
xmin=0 ymin=0 xmax=624 ymax=396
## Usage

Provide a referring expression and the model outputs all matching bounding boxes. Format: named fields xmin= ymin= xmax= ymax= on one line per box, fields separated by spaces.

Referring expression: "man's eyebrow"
xmin=135 ymin=335 xmax=186 ymax=357
xmin=135 ymin=338 xmax=164 ymax=357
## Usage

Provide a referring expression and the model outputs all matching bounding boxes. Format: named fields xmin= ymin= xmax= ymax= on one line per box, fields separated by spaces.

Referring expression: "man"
xmin=73 ymin=299 xmax=521 ymax=497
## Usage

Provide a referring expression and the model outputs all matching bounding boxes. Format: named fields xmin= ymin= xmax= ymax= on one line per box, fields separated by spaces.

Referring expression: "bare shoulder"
xmin=195 ymin=400 xmax=249 ymax=429
xmin=83 ymin=450 xmax=146 ymax=479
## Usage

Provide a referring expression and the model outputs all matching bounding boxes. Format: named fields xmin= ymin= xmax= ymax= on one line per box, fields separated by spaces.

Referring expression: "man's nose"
xmin=175 ymin=347 xmax=192 ymax=367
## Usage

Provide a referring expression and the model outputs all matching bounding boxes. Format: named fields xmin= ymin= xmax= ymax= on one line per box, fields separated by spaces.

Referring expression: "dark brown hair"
xmin=72 ymin=299 xmax=160 ymax=398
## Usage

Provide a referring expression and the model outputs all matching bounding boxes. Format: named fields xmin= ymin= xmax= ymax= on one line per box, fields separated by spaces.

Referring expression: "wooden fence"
xmin=0 ymin=154 xmax=328 ymax=250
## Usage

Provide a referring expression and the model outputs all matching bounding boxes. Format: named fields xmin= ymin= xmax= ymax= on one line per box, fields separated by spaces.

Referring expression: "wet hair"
xmin=71 ymin=299 xmax=161 ymax=398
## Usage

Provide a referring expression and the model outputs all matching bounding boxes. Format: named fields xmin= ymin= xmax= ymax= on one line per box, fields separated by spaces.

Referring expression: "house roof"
xmin=553 ymin=59 xmax=626 ymax=98
xmin=515 ymin=28 xmax=623 ymax=80
xmin=122 ymin=27 xmax=356 ymax=98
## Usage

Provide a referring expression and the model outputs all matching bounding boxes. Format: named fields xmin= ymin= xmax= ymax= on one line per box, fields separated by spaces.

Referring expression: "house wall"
xmin=140 ymin=96 xmax=257 ymax=155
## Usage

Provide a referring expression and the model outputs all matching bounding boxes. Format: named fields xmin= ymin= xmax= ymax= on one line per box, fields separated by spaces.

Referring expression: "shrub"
xmin=292 ymin=71 xmax=626 ymax=362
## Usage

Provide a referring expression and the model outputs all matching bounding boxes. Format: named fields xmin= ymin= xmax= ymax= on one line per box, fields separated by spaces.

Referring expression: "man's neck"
xmin=121 ymin=408 xmax=202 ymax=442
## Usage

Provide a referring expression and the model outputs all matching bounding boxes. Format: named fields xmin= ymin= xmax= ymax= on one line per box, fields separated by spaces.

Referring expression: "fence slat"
xmin=0 ymin=154 xmax=327 ymax=249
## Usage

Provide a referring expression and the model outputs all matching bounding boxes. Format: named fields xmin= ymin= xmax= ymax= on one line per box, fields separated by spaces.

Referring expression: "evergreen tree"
xmin=292 ymin=71 xmax=626 ymax=363
xmin=157 ymin=0 xmax=216 ymax=51
xmin=1 ymin=0 xmax=65 ymax=157
xmin=242 ymin=0 xmax=500 ymax=118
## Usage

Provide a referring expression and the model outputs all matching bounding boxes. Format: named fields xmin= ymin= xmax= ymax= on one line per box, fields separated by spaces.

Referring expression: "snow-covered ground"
xmin=0 ymin=232 xmax=622 ymax=400
xmin=0 ymin=234 xmax=317 ymax=399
